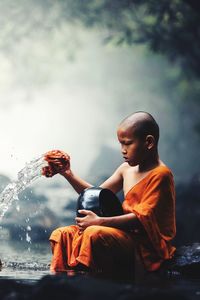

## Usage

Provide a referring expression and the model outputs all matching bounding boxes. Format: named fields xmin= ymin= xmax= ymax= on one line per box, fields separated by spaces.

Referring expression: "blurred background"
xmin=0 ymin=0 xmax=200 ymax=257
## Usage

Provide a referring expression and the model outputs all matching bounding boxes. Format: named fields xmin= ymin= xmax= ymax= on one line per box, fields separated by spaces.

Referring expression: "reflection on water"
xmin=1 ymin=239 xmax=200 ymax=300
xmin=0 ymin=240 xmax=51 ymax=281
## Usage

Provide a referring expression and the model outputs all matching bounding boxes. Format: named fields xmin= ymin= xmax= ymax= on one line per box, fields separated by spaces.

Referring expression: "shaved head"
xmin=119 ymin=111 xmax=159 ymax=146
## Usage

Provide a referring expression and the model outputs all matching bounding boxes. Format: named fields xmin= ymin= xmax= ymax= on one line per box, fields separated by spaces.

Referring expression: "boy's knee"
xmin=50 ymin=225 xmax=78 ymax=241
xmin=50 ymin=227 xmax=65 ymax=236
xmin=58 ymin=225 xmax=77 ymax=234
xmin=83 ymin=225 xmax=103 ymax=238
xmin=83 ymin=225 xmax=112 ymax=244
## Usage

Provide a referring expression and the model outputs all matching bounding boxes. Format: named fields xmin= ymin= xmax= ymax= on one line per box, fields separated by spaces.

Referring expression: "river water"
xmin=0 ymin=239 xmax=51 ymax=282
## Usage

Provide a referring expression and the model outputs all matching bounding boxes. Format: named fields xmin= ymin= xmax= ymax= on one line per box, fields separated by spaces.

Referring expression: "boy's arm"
xmin=76 ymin=210 xmax=144 ymax=231
xmin=99 ymin=213 xmax=142 ymax=231
xmin=62 ymin=170 xmax=93 ymax=194
xmin=43 ymin=150 xmax=93 ymax=194
xmin=43 ymin=150 xmax=124 ymax=195
xmin=62 ymin=162 xmax=124 ymax=195
xmin=99 ymin=163 xmax=124 ymax=194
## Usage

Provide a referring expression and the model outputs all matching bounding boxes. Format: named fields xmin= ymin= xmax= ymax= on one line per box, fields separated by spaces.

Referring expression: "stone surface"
xmin=162 ymin=243 xmax=200 ymax=278
xmin=0 ymin=272 xmax=197 ymax=300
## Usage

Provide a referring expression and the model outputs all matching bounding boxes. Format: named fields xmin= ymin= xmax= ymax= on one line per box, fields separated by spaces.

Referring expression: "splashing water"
xmin=26 ymin=232 xmax=32 ymax=244
xmin=0 ymin=155 xmax=47 ymax=220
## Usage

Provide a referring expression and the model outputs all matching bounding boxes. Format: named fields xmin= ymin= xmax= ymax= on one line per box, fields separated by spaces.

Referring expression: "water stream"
xmin=0 ymin=155 xmax=47 ymax=220
xmin=0 ymin=154 xmax=51 ymax=280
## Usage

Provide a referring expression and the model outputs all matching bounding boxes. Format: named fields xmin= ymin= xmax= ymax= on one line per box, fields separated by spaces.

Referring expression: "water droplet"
xmin=26 ymin=232 xmax=31 ymax=243
xmin=16 ymin=205 xmax=20 ymax=212
xmin=13 ymin=194 xmax=19 ymax=201
xmin=27 ymin=226 xmax=31 ymax=231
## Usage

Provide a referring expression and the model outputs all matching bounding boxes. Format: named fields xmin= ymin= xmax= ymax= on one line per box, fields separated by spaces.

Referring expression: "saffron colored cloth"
xmin=49 ymin=165 xmax=176 ymax=272
xmin=49 ymin=225 xmax=135 ymax=273
xmin=122 ymin=165 xmax=176 ymax=271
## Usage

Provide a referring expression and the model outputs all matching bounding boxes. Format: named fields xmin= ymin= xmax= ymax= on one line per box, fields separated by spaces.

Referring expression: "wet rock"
xmin=30 ymin=275 xmax=79 ymax=300
xmin=0 ymin=279 xmax=32 ymax=300
xmin=175 ymin=174 xmax=200 ymax=246
xmin=161 ymin=243 xmax=200 ymax=277
xmin=0 ymin=273 xmax=193 ymax=300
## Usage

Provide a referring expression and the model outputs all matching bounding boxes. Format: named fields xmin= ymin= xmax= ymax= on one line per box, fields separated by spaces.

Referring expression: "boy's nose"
xmin=122 ymin=148 xmax=127 ymax=154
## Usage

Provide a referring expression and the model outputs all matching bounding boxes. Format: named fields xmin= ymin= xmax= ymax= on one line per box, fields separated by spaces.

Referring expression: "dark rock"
xmin=0 ymin=279 xmax=31 ymax=300
xmin=160 ymin=243 xmax=200 ymax=278
xmin=175 ymin=173 xmax=200 ymax=246
xmin=0 ymin=273 xmax=194 ymax=300
xmin=30 ymin=275 xmax=79 ymax=300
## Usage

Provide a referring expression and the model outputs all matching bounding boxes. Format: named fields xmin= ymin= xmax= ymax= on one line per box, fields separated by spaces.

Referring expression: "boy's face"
xmin=117 ymin=125 xmax=147 ymax=167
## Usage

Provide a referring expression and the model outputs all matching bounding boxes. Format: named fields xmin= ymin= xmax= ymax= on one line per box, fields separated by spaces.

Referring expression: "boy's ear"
xmin=145 ymin=135 xmax=155 ymax=149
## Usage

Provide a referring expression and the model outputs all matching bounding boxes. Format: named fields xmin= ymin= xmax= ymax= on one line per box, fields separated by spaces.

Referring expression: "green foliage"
xmin=64 ymin=0 xmax=200 ymax=78
xmin=1 ymin=0 xmax=199 ymax=78
xmin=59 ymin=0 xmax=200 ymax=131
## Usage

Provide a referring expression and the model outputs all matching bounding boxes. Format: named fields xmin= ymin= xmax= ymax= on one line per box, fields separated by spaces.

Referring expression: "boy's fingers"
xmin=49 ymin=162 xmax=63 ymax=168
xmin=45 ymin=158 xmax=61 ymax=162
xmin=42 ymin=166 xmax=57 ymax=177
xmin=78 ymin=210 xmax=91 ymax=215
xmin=44 ymin=150 xmax=70 ymax=160
xmin=75 ymin=217 xmax=82 ymax=222
xmin=45 ymin=159 xmax=70 ymax=168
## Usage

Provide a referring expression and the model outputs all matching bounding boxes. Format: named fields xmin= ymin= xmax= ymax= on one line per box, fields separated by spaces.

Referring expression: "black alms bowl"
xmin=76 ymin=187 xmax=124 ymax=217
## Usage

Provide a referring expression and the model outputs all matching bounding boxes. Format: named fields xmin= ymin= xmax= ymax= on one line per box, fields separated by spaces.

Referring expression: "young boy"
xmin=43 ymin=111 xmax=176 ymax=274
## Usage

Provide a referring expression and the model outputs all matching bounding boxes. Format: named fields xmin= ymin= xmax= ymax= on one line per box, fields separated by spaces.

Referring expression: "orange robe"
xmin=122 ymin=165 xmax=176 ymax=271
xmin=49 ymin=165 xmax=176 ymax=273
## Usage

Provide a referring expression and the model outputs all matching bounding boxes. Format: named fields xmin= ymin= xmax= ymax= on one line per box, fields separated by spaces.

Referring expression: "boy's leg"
xmin=76 ymin=225 xmax=135 ymax=276
xmin=49 ymin=225 xmax=80 ymax=272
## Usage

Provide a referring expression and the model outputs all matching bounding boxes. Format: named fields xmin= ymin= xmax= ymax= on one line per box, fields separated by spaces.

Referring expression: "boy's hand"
xmin=42 ymin=165 xmax=55 ymax=177
xmin=75 ymin=210 xmax=101 ymax=231
xmin=42 ymin=149 xmax=70 ymax=177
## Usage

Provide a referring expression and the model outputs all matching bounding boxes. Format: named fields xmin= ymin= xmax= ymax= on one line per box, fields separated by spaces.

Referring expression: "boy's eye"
xmin=120 ymin=141 xmax=132 ymax=145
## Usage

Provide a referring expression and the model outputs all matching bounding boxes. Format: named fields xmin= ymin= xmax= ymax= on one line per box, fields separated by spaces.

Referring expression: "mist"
xmin=0 ymin=0 xmax=199 ymax=185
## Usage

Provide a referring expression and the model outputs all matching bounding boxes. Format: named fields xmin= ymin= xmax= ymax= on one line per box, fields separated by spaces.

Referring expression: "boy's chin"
xmin=127 ymin=160 xmax=138 ymax=167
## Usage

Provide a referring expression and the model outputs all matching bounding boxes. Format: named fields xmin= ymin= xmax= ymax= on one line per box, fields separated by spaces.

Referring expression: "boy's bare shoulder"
xmin=118 ymin=161 xmax=173 ymax=178
xmin=117 ymin=162 xmax=130 ymax=173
